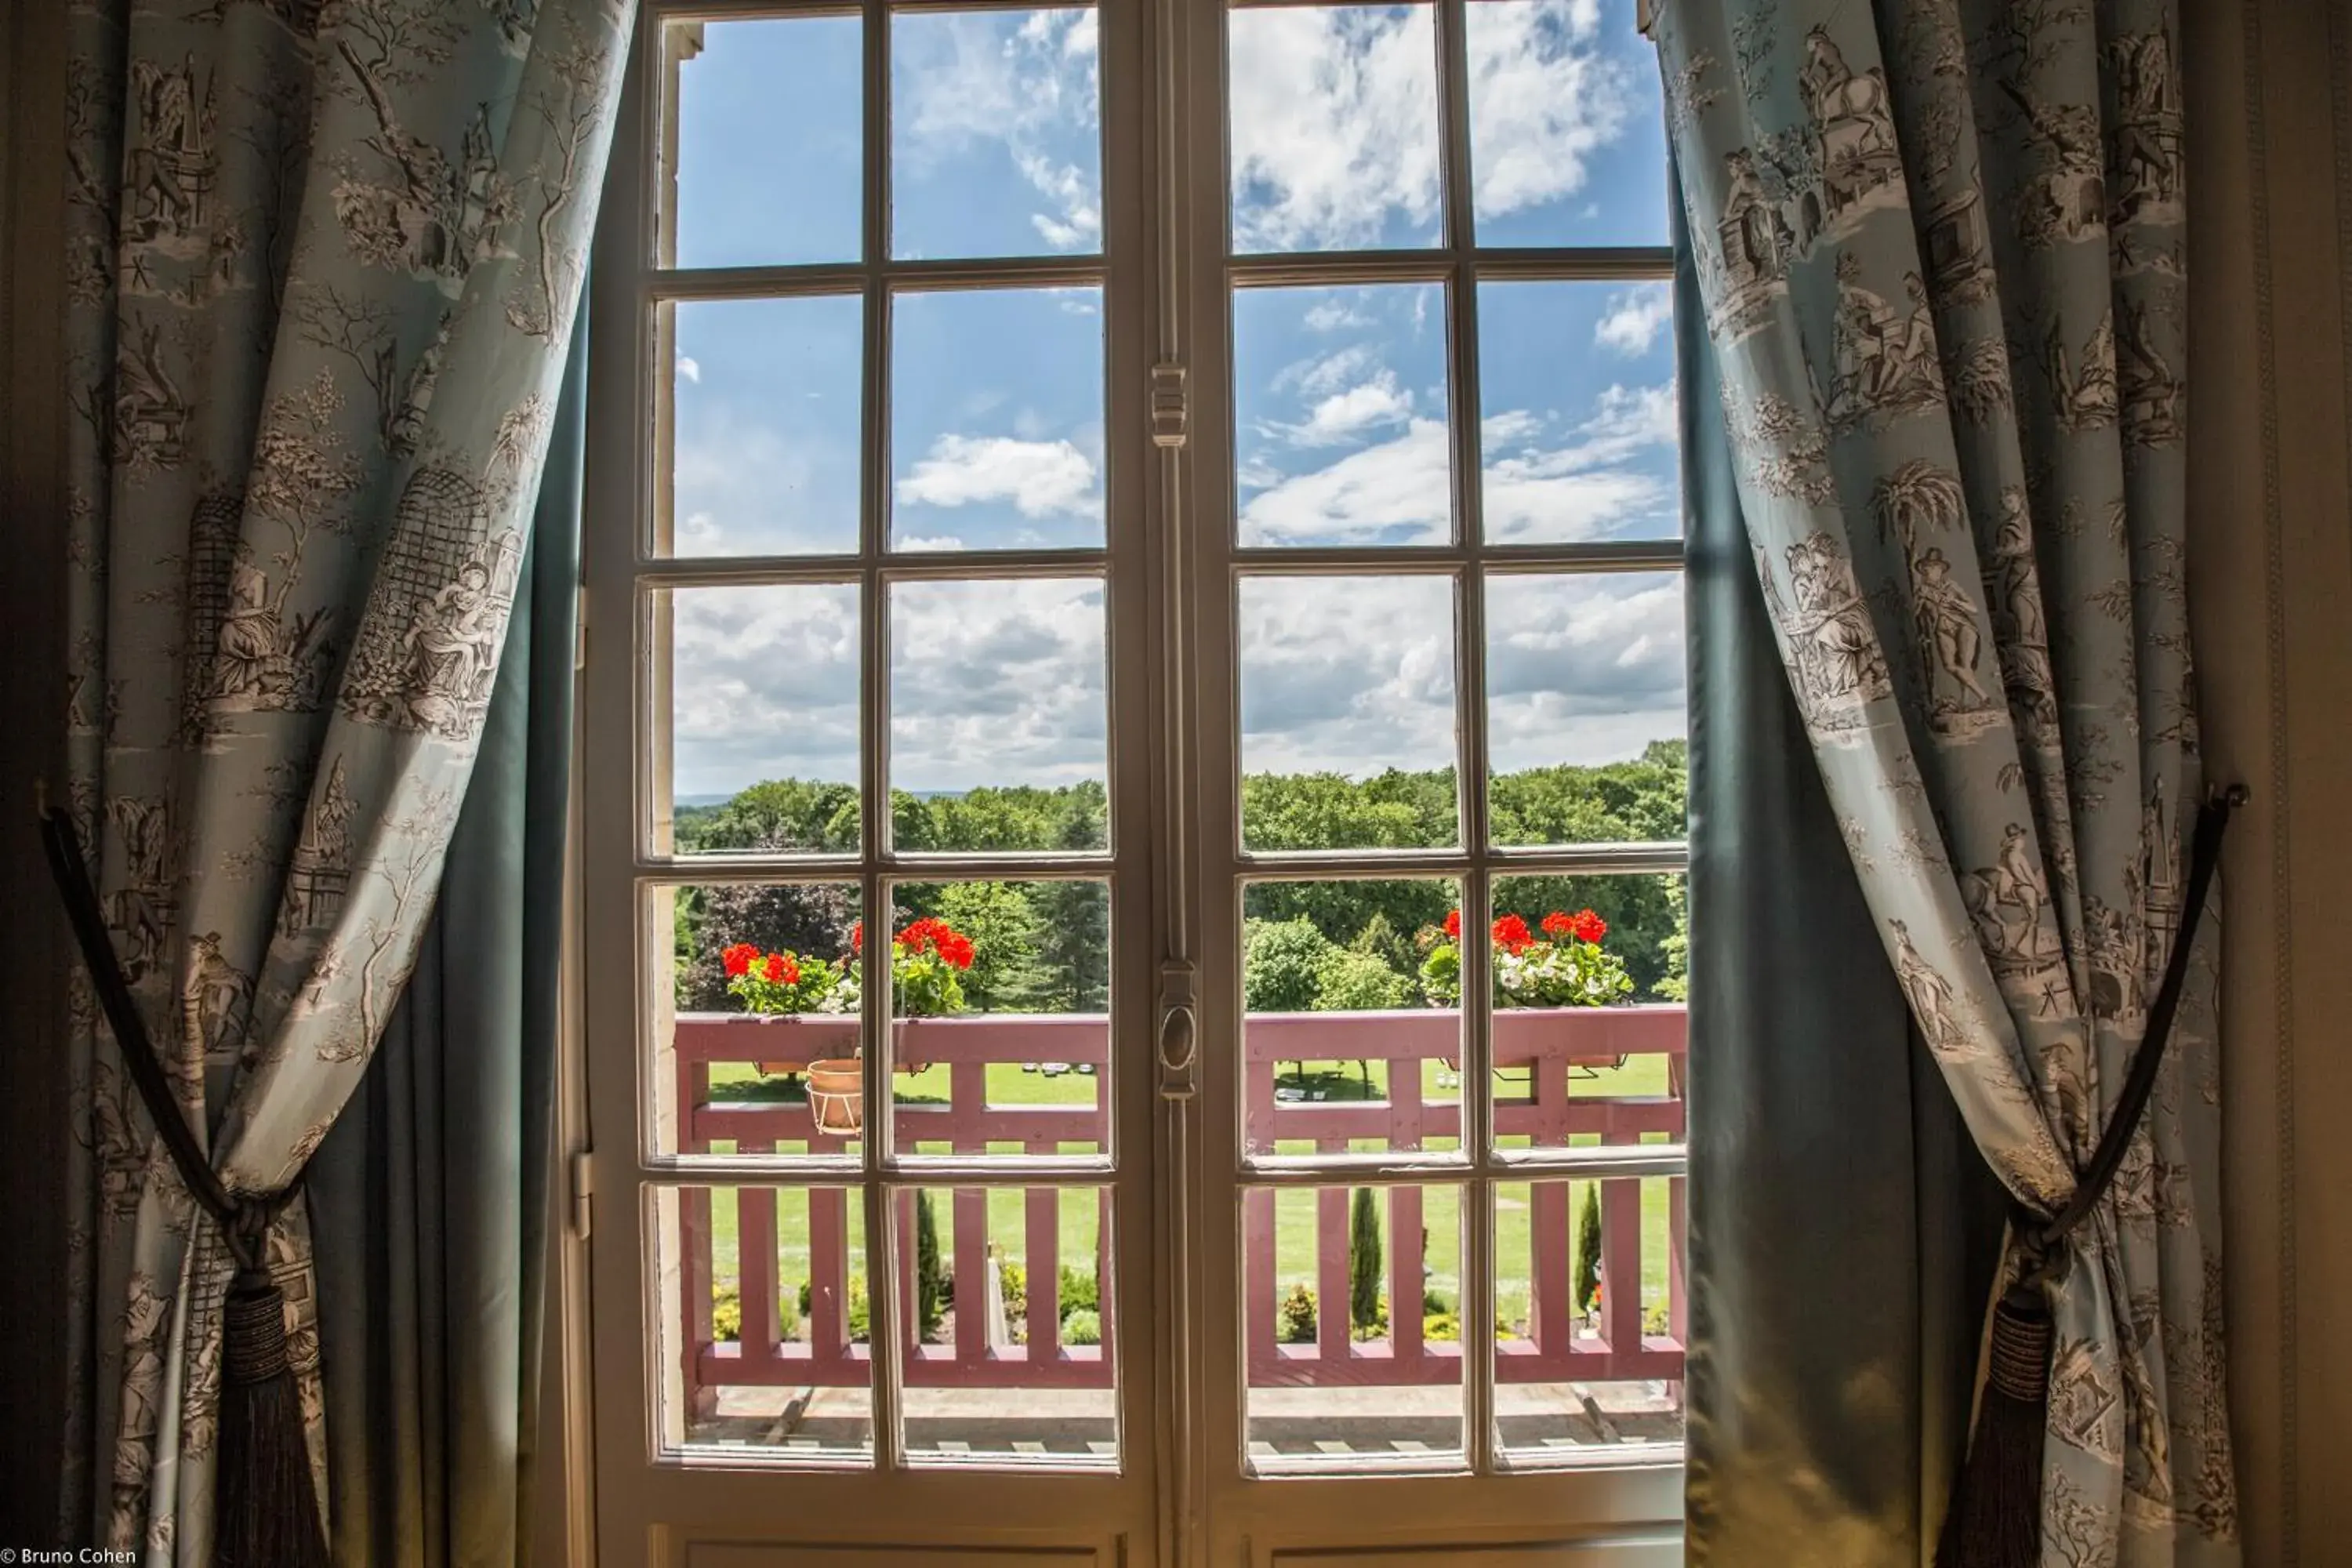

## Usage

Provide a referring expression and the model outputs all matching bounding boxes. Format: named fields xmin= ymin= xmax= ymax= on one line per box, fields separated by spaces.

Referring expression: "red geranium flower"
xmin=723 ymin=942 xmax=757 ymax=978
xmin=1540 ymin=911 xmax=1574 ymax=938
xmin=937 ymin=931 xmax=975 ymax=970
xmin=1491 ymin=913 xmax=1535 ymax=953
xmin=1570 ymin=909 xmax=1607 ymax=944
xmin=760 ymin=953 xmax=797 ymax=985
xmin=851 ymin=920 xmax=864 ymax=956
xmin=1443 ymin=909 xmax=1462 ymax=941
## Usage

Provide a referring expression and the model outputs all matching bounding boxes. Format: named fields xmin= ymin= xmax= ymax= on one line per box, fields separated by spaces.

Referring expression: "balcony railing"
xmin=669 ymin=1006 xmax=1686 ymax=1427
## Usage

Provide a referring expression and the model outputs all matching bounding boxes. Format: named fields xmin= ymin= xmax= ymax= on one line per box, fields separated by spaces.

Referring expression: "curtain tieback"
xmin=38 ymin=802 xmax=329 ymax=1568
xmin=1936 ymin=784 xmax=2245 ymax=1568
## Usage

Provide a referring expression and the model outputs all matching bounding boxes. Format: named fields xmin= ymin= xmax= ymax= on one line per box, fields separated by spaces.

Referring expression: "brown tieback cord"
xmin=38 ymin=798 xmax=329 ymax=1568
xmin=1936 ymin=784 xmax=2245 ymax=1568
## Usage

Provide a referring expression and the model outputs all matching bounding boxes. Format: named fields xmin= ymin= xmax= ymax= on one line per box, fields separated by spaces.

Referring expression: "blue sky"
xmin=663 ymin=0 xmax=1682 ymax=809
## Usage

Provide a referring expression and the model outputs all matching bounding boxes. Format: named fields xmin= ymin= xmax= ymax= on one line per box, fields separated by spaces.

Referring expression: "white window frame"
xmin=565 ymin=0 xmax=1690 ymax=1557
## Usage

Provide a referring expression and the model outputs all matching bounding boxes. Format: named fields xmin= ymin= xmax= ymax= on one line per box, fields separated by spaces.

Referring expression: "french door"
xmin=576 ymin=0 xmax=1690 ymax=1560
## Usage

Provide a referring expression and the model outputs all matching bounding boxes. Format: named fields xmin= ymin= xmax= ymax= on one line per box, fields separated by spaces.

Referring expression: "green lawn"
xmin=695 ymin=1053 xmax=1678 ymax=1339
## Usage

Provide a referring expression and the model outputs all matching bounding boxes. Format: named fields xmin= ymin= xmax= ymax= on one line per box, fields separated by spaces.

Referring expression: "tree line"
xmin=674 ymin=741 xmax=1686 ymax=1011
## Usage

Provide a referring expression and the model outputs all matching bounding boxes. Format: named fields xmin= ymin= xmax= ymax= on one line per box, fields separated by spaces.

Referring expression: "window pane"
xmin=1477 ymin=280 xmax=1681 ymax=543
xmin=667 ymin=18 xmax=862 ymax=268
xmin=656 ymin=1184 xmax=873 ymax=1458
xmin=883 ymin=880 xmax=1111 ymax=1160
xmin=1229 ymin=5 xmax=1443 ymax=254
xmin=1241 ymin=878 xmax=1463 ymax=1160
xmin=651 ymin=881 xmax=865 ymax=1161
xmin=1238 ymin=574 xmax=1459 ymax=851
xmin=663 ymin=296 xmax=863 ymax=558
xmin=891 ymin=289 xmax=1105 ymax=551
xmin=1244 ymin=1182 xmax=1462 ymax=1465
xmin=1465 ymin=0 xmax=1668 ymax=248
xmin=1494 ymin=1175 xmax=1685 ymax=1457
xmin=894 ymin=1186 xmax=1117 ymax=1465
xmin=887 ymin=578 xmax=1109 ymax=851
xmin=1485 ymin=873 xmax=1687 ymax=1156
xmin=891 ymin=9 xmax=1102 ymax=260
xmin=662 ymin=584 xmax=860 ymax=855
xmin=1233 ymin=284 xmax=1451 ymax=548
xmin=1484 ymin=572 xmax=1686 ymax=845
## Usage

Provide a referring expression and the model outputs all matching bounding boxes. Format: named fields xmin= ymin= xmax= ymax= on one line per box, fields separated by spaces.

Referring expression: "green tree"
xmin=676 ymin=879 xmax=858 ymax=1011
xmin=678 ymin=778 xmax=858 ymax=853
xmin=1349 ymin=1187 xmax=1384 ymax=1336
xmin=1573 ymin=1183 xmax=1602 ymax=1314
xmin=1243 ymin=917 xmax=1337 ymax=1012
xmin=1313 ymin=947 xmax=1412 ymax=1012
xmin=916 ymin=1190 xmax=948 ymax=1340
xmin=932 ymin=880 xmax=1058 ymax=1011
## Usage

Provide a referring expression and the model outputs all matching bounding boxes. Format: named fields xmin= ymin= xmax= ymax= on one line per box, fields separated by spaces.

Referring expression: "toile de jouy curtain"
xmin=57 ymin=1 xmax=628 ymax=1558
xmin=1650 ymin=2 xmax=2234 ymax=1563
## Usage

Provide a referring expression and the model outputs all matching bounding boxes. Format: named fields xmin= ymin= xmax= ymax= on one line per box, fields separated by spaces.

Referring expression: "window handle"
xmin=1157 ymin=959 xmax=1197 ymax=1099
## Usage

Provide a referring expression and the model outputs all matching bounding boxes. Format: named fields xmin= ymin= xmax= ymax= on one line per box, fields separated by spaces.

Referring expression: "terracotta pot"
xmin=806 ymin=1058 xmax=864 ymax=1135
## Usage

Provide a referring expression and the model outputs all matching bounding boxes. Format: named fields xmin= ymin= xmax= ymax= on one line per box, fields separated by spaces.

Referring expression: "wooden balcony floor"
xmin=691 ymin=1381 xmax=1682 ymax=1458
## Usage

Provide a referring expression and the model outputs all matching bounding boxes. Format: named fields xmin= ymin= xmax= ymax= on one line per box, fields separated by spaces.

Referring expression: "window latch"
xmin=1157 ymin=958 xmax=1198 ymax=1101
xmin=569 ymin=1149 xmax=594 ymax=1241
xmin=1150 ymin=362 xmax=1188 ymax=449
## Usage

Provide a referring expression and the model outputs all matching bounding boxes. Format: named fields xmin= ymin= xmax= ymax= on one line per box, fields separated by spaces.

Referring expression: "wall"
xmin=2183 ymin=0 xmax=2352 ymax=1561
xmin=0 ymin=0 xmax=72 ymax=1548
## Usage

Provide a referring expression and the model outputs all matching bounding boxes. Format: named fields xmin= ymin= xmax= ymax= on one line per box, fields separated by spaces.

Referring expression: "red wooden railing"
xmin=671 ymin=1007 xmax=1685 ymax=1420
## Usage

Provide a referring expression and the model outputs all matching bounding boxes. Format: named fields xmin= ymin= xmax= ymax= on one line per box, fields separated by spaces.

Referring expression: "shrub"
xmin=1423 ymin=1312 xmax=1459 ymax=1342
xmin=1279 ymin=1283 xmax=1318 ymax=1344
xmin=1058 ymin=1264 xmax=1099 ymax=1319
xmin=1422 ymin=1287 xmax=1451 ymax=1316
xmin=1243 ymin=918 xmax=1337 ymax=1012
xmin=713 ymin=1283 xmax=802 ymax=1343
xmin=713 ymin=1285 xmax=742 ymax=1343
xmin=1313 ymin=947 xmax=1413 ymax=1013
xmin=1573 ymin=1184 xmax=1602 ymax=1314
xmin=1349 ymin=912 xmax=1417 ymax=983
xmin=1348 ymin=1188 xmax=1384 ymax=1335
xmin=798 ymin=1272 xmax=871 ymax=1342
xmin=1062 ymin=1308 xmax=1102 ymax=1346
xmin=1000 ymin=1258 xmax=1028 ymax=1321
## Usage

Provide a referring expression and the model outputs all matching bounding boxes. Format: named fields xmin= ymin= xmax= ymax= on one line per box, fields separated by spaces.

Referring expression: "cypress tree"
xmin=1348 ymin=1187 xmax=1384 ymax=1336
xmin=1573 ymin=1182 xmax=1602 ymax=1315
xmin=916 ymin=1190 xmax=947 ymax=1339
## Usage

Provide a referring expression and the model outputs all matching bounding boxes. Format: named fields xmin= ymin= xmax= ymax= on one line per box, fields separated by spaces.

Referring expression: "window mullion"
xmin=856 ymin=0 xmax=906 ymax=1475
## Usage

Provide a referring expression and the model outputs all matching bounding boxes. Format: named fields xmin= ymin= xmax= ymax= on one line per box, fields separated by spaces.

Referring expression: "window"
xmin=580 ymin=0 xmax=1686 ymax=1554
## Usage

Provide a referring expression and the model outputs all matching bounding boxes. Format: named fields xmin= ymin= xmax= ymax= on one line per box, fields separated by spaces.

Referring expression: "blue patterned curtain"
xmin=58 ymin=1 xmax=629 ymax=1558
xmin=1649 ymin=2 xmax=2234 ymax=1561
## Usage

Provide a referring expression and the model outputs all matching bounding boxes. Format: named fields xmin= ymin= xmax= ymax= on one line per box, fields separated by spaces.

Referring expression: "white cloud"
xmin=1304 ymin=299 xmax=1372 ymax=332
xmin=1480 ymin=381 xmax=1679 ymax=542
xmin=1273 ymin=372 xmax=1416 ymax=448
xmin=1237 ymin=575 xmax=1458 ymax=778
xmin=1241 ymin=380 xmax=1676 ymax=546
xmin=899 ymin=10 xmax=1102 ymax=252
xmin=1464 ymin=0 xmax=1632 ymax=230
xmin=1229 ymin=0 xmax=1632 ymax=253
xmin=671 ymin=583 xmax=862 ymax=796
xmin=895 ymin=434 xmax=1101 ymax=517
xmin=1228 ymin=6 xmax=1443 ymax=252
xmin=676 ymin=355 xmax=701 ymax=384
xmin=1593 ymin=283 xmax=1672 ymax=358
xmin=1240 ymin=417 xmax=1454 ymax=545
xmin=889 ymin=578 xmax=1109 ymax=792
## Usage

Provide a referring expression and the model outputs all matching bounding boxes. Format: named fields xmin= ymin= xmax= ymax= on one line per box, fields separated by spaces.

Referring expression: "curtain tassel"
xmin=214 ymin=1268 xmax=328 ymax=1568
xmin=38 ymin=805 xmax=330 ymax=1566
xmin=1934 ymin=1282 xmax=2053 ymax=1568
xmin=1933 ymin=784 xmax=2244 ymax=1568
